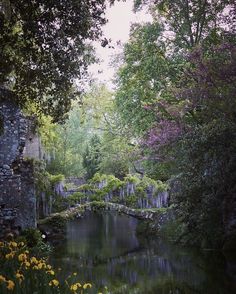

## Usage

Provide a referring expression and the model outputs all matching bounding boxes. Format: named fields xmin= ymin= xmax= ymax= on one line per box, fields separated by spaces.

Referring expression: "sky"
xmin=88 ymin=0 xmax=151 ymax=88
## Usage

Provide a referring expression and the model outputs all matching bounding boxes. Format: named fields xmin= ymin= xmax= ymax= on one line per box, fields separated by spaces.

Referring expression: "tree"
xmin=0 ymin=0 xmax=112 ymax=121
xmin=83 ymin=134 xmax=102 ymax=179
xmin=115 ymin=0 xmax=236 ymax=247
xmin=134 ymin=0 xmax=235 ymax=49
xmin=115 ymin=22 xmax=170 ymax=135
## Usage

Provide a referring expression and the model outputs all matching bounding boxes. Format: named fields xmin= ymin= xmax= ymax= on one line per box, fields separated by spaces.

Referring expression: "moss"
xmin=77 ymin=183 xmax=94 ymax=192
xmin=49 ymin=174 xmax=65 ymax=185
xmin=124 ymin=174 xmax=140 ymax=184
xmin=67 ymin=192 xmax=86 ymax=206
xmin=125 ymin=195 xmax=138 ymax=207
xmin=38 ymin=214 xmax=67 ymax=229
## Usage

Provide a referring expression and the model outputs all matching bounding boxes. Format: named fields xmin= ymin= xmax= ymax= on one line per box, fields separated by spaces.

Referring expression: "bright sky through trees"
xmin=89 ymin=0 xmax=151 ymax=87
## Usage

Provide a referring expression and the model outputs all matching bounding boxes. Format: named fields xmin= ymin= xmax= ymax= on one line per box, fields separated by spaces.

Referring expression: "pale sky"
xmin=88 ymin=0 xmax=151 ymax=88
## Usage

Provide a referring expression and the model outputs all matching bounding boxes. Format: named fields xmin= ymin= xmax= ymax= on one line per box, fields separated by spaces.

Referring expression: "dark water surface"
xmin=50 ymin=212 xmax=236 ymax=294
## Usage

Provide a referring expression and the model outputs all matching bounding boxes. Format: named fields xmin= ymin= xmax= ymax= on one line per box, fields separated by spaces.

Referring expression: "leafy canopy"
xmin=0 ymin=0 xmax=115 ymax=121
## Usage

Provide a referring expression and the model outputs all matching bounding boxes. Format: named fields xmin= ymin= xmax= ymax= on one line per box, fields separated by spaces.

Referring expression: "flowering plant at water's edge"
xmin=0 ymin=240 xmax=94 ymax=293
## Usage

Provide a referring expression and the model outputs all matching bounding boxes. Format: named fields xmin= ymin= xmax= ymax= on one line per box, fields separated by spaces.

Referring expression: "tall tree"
xmin=0 ymin=0 xmax=113 ymax=121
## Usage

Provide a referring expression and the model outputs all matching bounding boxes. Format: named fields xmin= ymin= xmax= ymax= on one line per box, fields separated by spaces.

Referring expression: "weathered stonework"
xmin=0 ymin=88 xmax=36 ymax=237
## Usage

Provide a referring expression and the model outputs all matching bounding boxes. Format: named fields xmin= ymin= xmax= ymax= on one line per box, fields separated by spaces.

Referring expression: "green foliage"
xmin=39 ymin=214 xmax=66 ymax=230
xmin=49 ymin=174 xmax=65 ymax=186
xmin=124 ymin=174 xmax=140 ymax=184
xmin=115 ymin=22 xmax=168 ymax=135
xmin=21 ymin=229 xmax=43 ymax=248
xmin=0 ymin=0 xmax=111 ymax=122
xmin=83 ymin=134 xmax=102 ymax=179
xmin=67 ymin=192 xmax=85 ymax=206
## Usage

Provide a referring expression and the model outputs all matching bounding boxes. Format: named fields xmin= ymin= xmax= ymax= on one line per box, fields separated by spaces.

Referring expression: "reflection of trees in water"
xmin=50 ymin=213 xmax=236 ymax=294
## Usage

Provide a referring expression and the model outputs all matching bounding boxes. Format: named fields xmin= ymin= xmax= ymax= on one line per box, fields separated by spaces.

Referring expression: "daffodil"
xmin=16 ymin=272 xmax=24 ymax=284
xmin=18 ymin=253 xmax=27 ymax=262
xmin=49 ymin=279 xmax=59 ymax=287
xmin=24 ymin=261 xmax=31 ymax=268
xmin=5 ymin=252 xmax=14 ymax=259
xmin=6 ymin=280 xmax=15 ymax=291
xmin=70 ymin=284 xmax=78 ymax=291
xmin=9 ymin=241 xmax=17 ymax=248
xmin=30 ymin=256 xmax=38 ymax=264
xmin=0 ymin=275 xmax=6 ymax=283
xmin=83 ymin=283 xmax=92 ymax=289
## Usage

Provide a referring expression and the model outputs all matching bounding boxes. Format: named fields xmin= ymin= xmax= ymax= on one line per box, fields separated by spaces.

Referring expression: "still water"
xmin=50 ymin=212 xmax=236 ymax=294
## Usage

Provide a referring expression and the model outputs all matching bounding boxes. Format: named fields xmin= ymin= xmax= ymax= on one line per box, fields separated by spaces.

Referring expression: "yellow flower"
xmin=16 ymin=272 xmax=23 ymax=279
xmin=83 ymin=283 xmax=92 ymax=289
xmin=30 ymin=256 xmax=38 ymax=264
xmin=98 ymin=292 xmax=103 ymax=294
xmin=33 ymin=265 xmax=39 ymax=270
xmin=24 ymin=250 xmax=29 ymax=254
xmin=18 ymin=253 xmax=27 ymax=262
xmin=49 ymin=279 xmax=59 ymax=287
xmin=16 ymin=272 xmax=24 ymax=284
xmin=0 ymin=275 xmax=6 ymax=283
xmin=18 ymin=241 xmax=25 ymax=247
xmin=25 ymin=261 xmax=31 ymax=268
xmin=5 ymin=252 xmax=14 ymax=259
xmin=9 ymin=241 xmax=17 ymax=248
xmin=70 ymin=284 xmax=78 ymax=291
xmin=6 ymin=280 xmax=15 ymax=291
xmin=38 ymin=263 xmax=44 ymax=269
xmin=47 ymin=270 xmax=55 ymax=275
xmin=73 ymin=272 xmax=77 ymax=276
xmin=47 ymin=264 xmax=52 ymax=270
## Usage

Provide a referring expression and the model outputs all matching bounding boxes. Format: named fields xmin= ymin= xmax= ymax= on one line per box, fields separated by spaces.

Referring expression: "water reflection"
xmin=50 ymin=212 xmax=236 ymax=294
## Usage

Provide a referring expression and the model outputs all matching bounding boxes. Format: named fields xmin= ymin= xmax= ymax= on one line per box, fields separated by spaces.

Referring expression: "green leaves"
xmin=0 ymin=0 xmax=109 ymax=121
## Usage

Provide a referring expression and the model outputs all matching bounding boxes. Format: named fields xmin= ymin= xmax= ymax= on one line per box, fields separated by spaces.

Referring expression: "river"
xmin=50 ymin=211 xmax=236 ymax=294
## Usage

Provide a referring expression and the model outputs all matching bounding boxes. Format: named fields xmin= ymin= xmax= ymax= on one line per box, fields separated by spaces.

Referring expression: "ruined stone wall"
xmin=0 ymin=88 xmax=36 ymax=237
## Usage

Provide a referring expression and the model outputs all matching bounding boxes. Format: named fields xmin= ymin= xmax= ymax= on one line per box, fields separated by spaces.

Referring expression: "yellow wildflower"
xmin=0 ymin=275 xmax=6 ymax=283
xmin=9 ymin=241 xmax=17 ymax=248
xmin=47 ymin=264 xmax=52 ymax=270
xmin=38 ymin=263 xmax=43 ymax=269
xmin=5 ymin=252 xmax=14 ymax=259
xmin=18 ymin=241 xmax=25 ymax=247
xmin=47 ymin=270 xmax=55 ymax=275
xmin=30 ymin=256 xmax=38 ymax=264
xmin=73 ymin=272 xmax=77 ymax=276
xmin=18 ymin=253 xmax=27 ymax=262
xmin=15 ymin=272 xmax=24 ymax=284
xmin=83 ymin=283 xmax=92 ymax=289
xmin=25 ymin=261 xmax=31 ymax=268
xmin=49 ymin=279 xmax=59 ymax=287
xmin=33 ymin=265 xmax=39 ymax=270
xmin=6 ymin=280 xmax=15 ymax=291
xmin=70 ymin=284 xmax=78 ymax=291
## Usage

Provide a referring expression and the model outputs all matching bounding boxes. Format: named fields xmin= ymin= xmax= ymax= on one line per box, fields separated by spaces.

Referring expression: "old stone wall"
xmin=0 ymin=88 xmax=37 ymax=237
